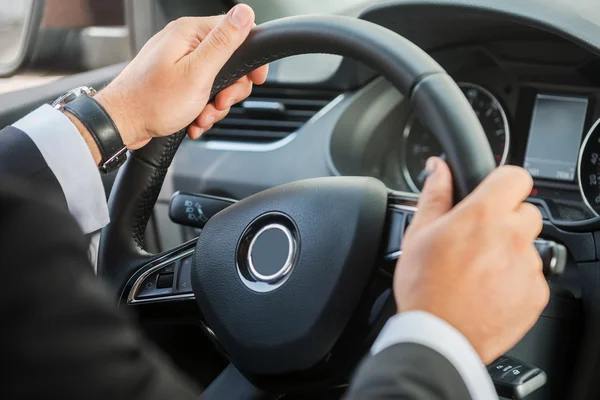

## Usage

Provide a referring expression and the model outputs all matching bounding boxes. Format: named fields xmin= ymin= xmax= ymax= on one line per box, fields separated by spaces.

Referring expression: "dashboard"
xmin=158 ymin=7 xmax=600 ymax=251
xmin=152 ymin=2 xmax=600 ymax=244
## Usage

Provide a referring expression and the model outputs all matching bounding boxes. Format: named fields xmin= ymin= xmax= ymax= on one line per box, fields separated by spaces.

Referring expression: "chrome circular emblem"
xmin=247 ymin=224 xmax=296 ymax=283
xmin=236 ymin=213 xmax=300 ymax=292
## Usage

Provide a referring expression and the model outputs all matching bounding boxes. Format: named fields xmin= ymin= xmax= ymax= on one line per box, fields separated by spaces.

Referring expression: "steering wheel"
xmin=98 ymin=15 xmax=496 ymax=398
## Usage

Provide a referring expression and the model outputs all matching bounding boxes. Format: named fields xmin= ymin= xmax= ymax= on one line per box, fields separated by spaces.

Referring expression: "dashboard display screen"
xmin=524 ymin=94 xmax=588 ymax=181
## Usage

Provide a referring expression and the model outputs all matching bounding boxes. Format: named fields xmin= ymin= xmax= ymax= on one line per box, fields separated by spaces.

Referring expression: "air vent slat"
xmin=247 ymin=97 xmax=331 ymax=109
xmin=284 ymin=110 xmax=318 ymax=118
xmin=203 ymin=86 xmax=340 ymax=144
xmin=204 ymin=128 xmax=290 ymax=141
xmin=251 ymin=87 xmax=341 ymax=100
xmin=217 ymin=118 xmax=304 ymax=131
xmin=226 ymin=108 xmax=317 ymax=121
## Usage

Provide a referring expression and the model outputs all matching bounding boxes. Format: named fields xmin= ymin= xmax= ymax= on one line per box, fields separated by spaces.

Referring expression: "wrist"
xmin=94 ymin=88 xmax=147 ymax=150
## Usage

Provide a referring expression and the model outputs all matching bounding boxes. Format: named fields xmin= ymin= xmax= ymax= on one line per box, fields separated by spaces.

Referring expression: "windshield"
xmin=242 ymin=0 xmax=385 ymax=23
xmin=244 ymin=0 xmax=593 ymax=24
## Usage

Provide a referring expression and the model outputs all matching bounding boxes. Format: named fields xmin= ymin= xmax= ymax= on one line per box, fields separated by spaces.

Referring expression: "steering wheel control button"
xmin=170 ymin=192 xmax=236 ymax=229
xmin=176 ymin=256 xmax=193 ymax=294
xmin=162 ymin=263 xmax=175 ymax=274
xmin=137 ymin=275 xmax=157 ymax=297
xmin=382 ymin=205 xmax=414 ymax=263
xmin=248 ymin=224 xmax=295 ymax=283
xmin=129 ymin=253 xmax=195 ymax=303
xmin=137 ymin=272 xmax=173 ymax=299
xmin=157 ymin=273 xmax=175 ymax=289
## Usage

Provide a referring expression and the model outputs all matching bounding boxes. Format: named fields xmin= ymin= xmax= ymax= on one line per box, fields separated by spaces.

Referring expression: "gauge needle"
xmin=416 ymin=153 xmax=447 ymax=184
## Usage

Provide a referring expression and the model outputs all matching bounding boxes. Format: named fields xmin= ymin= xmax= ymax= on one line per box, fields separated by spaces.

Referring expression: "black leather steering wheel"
xmin=98 ymin=15 xmax=496 ymax=397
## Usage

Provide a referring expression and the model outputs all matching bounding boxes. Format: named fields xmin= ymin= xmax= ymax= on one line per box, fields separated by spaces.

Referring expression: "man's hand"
xmin=395 ymin=157 xmax=549 ymax=364
xmin=93 ymin=4 xmax=268 ymax=151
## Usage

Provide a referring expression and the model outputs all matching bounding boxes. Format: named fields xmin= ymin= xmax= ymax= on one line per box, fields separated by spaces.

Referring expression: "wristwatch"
xmin=52 ymin=86 xmax=128 ymax=174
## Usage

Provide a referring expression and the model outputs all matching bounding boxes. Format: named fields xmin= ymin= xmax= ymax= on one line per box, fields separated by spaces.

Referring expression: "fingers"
xmin=513 ymin=202 xmax=543 ymax=241
xmin=533 ymin=270 xmax=551 ymax=310
xmin=523 ymin=244 xmax=544 ymax=273
xmin=190 ymin=4 xmax=256 ymax=78
xmin=198 ymin=103 xmax=231 ymax=127
xmin=187 ymin=124 xmax=204 ymax=140
xmin=410 ymin=157 xmax=454 ymax=229
xmin=158 ymin=16 xmax=225 ymax=60
xmin=188 ymin=119 xmax=216 ymax=140
xmin=187 ymin=74 xmax=253 ymax=139
xmin=214 ymin=76 xmax=253 ymax=110
xmin=248 ymin=64 xmax=269 ymax=85
xmin=166 ymin=15 xmax=224 ymax=40
xmin=188 ymin=104 xmax=230 ymax=139
xmin=187 ymin=74 xmax=256 ymax=139
xmin=468 ymin=166 xmax=533 ymax=212
xmin=168 ymin=11 xmax=267 ymax=87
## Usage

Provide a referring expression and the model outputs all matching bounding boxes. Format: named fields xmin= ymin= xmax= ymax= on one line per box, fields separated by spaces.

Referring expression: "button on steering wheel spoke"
xmin=384 ymin=192 xmax=568 ymax=277
xmin=123 ymin=241 xmax=197 ymax=305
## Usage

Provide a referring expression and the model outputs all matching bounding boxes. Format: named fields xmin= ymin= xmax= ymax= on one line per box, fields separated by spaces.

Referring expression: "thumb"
xmin=192 ymin=4 xmax=255 ymax=77
xmin=410 ymin=157 xmax=454 ymax=229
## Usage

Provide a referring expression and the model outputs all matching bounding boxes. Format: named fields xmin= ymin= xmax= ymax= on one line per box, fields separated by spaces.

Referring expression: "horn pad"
xmin=191 ymin=177 xmax=388 ymax=374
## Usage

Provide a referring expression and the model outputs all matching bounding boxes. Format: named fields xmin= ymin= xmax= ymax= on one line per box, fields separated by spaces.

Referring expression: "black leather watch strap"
xmin=63 ymin=94 xmax=127 ymax=174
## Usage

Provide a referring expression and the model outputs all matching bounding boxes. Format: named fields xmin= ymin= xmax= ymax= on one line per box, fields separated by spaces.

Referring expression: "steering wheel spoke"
xmin=120 ymin=240 xmax=197 ymax=305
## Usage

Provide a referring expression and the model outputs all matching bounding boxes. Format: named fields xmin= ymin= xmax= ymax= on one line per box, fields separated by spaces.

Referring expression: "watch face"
xmin=52 ymin=87 xmax=96 ymax=109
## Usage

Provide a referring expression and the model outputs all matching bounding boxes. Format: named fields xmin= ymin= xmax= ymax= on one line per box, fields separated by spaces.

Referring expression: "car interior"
xmin=4 ymin=0 xmax=600 ymax=399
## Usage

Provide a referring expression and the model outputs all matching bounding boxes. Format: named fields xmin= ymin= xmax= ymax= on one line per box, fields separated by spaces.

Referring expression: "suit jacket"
xmin=0 ymin=126 xmax=201 ymax=399
xmin=345 ymin=343 xmax=471 ymax=399
xmin=0 ymin=123 xmax=475 ymax=399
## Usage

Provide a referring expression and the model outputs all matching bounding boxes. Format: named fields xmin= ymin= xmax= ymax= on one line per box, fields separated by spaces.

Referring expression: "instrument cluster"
xmin=398 ymin=80 xmax=600 ymax=222
xmin=402 ymin=83 xmax=510 ymax=192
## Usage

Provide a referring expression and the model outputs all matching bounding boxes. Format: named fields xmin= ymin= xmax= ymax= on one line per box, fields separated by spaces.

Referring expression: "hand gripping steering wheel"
xmin=98 ymin=15 xmax=560 ymax=398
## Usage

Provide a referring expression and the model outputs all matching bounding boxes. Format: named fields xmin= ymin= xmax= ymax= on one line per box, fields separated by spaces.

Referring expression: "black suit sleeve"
xmin=345 ymin=343 xmax=472 ymax=400
xmin=0 ymin=179 xmax=201 ymax=399
xmin=0 ymin=126 xmax=68 ymax=211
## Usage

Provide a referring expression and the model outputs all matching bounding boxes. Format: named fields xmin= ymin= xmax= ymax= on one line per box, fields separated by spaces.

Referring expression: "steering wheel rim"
xmin=99 ymin=14 xmax=496 ymax=385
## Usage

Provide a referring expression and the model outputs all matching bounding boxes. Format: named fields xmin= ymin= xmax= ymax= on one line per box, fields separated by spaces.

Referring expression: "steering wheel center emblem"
xmin=248 ymin=224 xmax=296 ymax=283
xmin=236 ymin=213 xmax=299 ymax=292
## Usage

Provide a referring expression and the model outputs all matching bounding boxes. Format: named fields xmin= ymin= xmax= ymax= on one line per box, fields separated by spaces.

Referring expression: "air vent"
xmin=202 ymin=86 xmax=341 ymax=144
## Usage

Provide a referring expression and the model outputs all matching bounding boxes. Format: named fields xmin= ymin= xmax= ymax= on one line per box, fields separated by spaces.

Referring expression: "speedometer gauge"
xmin=578 ymin=118 xmax=600 ymax=216
xmin=403 ymin=83 xmax=510 ymax=192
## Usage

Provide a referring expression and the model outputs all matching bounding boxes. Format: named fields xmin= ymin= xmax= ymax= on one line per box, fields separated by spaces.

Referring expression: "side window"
xmin=0 ymin=0 xmax=128 ymax=96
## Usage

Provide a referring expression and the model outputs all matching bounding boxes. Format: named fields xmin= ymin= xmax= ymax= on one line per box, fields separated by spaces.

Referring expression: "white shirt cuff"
xmin=372 ymin=311 xmax=498 ymax=400
xmin=13 ymin=104 xmax=110 ymax=234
